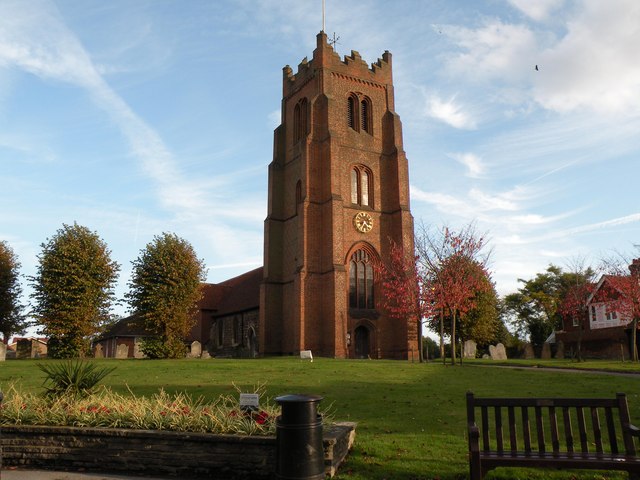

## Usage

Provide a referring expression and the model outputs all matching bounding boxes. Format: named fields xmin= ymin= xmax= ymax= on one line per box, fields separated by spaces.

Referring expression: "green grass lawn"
xmin=1 ymin=358 xmax=639 ymax=480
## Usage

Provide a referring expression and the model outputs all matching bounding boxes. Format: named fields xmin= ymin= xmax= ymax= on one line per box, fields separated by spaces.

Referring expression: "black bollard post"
xmin=275 ymin=394 xmax=324 ymax=480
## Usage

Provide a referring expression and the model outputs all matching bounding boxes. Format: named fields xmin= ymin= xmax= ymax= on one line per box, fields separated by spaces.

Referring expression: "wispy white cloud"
xmin=425 ymin=94 xmax=476 ymax=129
xmin=449 ymin=152 xmax=484 ymax=177
xmin=445 ymin=19 xmax=538 ymax=84
xmin=507 ymin=0 xmax=565 ymax=21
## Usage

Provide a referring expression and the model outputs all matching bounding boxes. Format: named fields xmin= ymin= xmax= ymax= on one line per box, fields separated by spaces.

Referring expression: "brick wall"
xmin=1 ymin=423 xmax=355 ymax=479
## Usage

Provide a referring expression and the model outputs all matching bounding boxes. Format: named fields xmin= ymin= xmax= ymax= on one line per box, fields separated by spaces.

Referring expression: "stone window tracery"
xmin=350 ymin=165 xmax=372 ymax=207
xmin=349 ymin=249 xmax=375 ymax=309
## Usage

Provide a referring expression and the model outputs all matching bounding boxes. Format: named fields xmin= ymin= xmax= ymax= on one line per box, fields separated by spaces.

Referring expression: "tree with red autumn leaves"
xmin=599 ymin=257 xmax=640 ymax=362
xmin=415 ymin=223 xmax=492 ymax=365
xmin=557 ymin=259 xmax=597 ymax=362
xmin=377 ymin=239 xmax=432 ymax=362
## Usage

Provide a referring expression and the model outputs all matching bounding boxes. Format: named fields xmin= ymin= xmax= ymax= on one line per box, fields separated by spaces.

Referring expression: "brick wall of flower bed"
xmin=0 ymin=422 xmax=356 ymax=479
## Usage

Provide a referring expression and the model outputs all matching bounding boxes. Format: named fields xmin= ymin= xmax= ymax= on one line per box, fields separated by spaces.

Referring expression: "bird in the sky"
xmin=535 ymin=65 xmax=539 ymax=71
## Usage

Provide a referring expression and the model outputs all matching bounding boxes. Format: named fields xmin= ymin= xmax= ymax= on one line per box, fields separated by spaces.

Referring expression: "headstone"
xmin=133 ymin=340 xmax=146 ymax=359
xmin=0 ymin=342 xmax=6 ymax=362
xmin=300 ymin=350 xmax=313 ymax=362
xmin=489 ymin=343 xmax=507 ymax=360
xmin=555 ymin=340 xmax=565 ymax=359
xmin=201 ymin=351 xmax=211 ymax=359
xmin=463 ymin=340 xmax=477 ymax=359
xmin=482 ymin=353 xmax=490 ymax=359
xmin=115 ymin=343 xmax=129 ymax=359
xmin=190 ymin=341 xmax=202 ymax=358
xmin=94 ymin=344 xmax=104 ymax=358
xmin=523 ymin=343 xmax=535 ymax=359
xmin=541 ymin=342 xmax=551 ymax=359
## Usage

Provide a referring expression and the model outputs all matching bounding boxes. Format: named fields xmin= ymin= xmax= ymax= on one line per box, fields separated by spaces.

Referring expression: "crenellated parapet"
xmin=283 ymin=31 xmax=393 ymax=98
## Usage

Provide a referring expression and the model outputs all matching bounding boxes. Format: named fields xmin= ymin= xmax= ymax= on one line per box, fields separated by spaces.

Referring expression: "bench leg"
xmin=469 ymin=454 xmax=482 ymax=480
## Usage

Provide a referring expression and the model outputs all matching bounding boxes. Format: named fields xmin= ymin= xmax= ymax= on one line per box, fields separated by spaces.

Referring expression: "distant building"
xmin=556 ymin=259 xmax=640 ymax=359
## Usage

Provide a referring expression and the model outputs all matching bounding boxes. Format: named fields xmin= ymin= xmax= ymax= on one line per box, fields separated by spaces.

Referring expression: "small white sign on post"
xmin=239 ymin=393 xmax=260 ymax=412
xmin=300 ymin=350 xmax=313 ymax=362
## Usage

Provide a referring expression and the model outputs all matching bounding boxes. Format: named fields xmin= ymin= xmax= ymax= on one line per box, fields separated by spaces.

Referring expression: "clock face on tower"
xmin=353 ymin=211 xmax=373 ymax=233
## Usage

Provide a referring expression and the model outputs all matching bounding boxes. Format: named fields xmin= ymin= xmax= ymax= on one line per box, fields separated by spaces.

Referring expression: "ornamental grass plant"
xmin=0 ymin=383 xmax=278 ymax=435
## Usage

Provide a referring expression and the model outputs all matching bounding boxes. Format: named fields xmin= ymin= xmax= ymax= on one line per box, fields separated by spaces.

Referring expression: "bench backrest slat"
xmin=576 ymin=407 xmax=589 ymax=453
xmin=521 ymin=407 xmax=532 ymax=453
xmin=481 ymin=406 xmax=490 ymax=451
xmin=617 ymin=392 xmax=637 ymax=456
xmin=535 ymin=406 xmax=545 ymax=453
xmin=562 ymin=406 xmax=574 ymax=453
xmin=549 ymin=406 xmax=560 ymax=453
xmin=495 ymin=406 xmax=504 ymax=452
xmin=508 ymin=406 xmax=517 ymax=452
xmin=605 ymin=407 xmax=619 ymax=454
xmin=591 ymin=407 xmax=603 ymax=454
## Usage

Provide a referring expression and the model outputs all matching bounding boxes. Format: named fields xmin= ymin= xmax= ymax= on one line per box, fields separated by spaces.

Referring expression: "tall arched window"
xmin=350 ymin=165 xmax=372 ymax=207
xmin=347 ymin=95 xmax=357 ymax=131
xmin=293 ymin=98 xmax=308 ymax=143
xmin=347 ymin=93 xmax=373 ymax=135
xmin=349 ymin=249 xmax=375 ymax=309
xmin=360 ymin=97 xmax=372 ymax=134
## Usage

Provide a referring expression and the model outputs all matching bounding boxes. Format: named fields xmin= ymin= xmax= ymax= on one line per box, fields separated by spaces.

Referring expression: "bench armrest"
xmin=629 ymin=424 xmax=640 ymax=437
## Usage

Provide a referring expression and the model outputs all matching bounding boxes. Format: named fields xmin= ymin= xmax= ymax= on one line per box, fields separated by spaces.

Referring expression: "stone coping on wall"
xmin=1 ymin=422 xmax=356 ymax=479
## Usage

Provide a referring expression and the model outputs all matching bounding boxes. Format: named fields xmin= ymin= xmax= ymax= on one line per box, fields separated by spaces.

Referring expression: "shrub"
xmin=38 ymin=360 xmax=116 ymax=399
xmin=139 ymin=337 xmax=186 ymax=359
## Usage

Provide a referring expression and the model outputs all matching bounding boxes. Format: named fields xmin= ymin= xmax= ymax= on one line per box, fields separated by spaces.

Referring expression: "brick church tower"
xmin=260 ymin=32 xmax=418 ymax=359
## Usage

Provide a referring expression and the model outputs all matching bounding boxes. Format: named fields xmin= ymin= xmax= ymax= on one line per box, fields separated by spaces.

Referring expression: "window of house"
xmin=590 ymin=306 xmax=597 ymax=322
xmin=349 ymin=249 xmax=375 ymax=309
xmin=350 ymin=165 xmax=372 ymax=207
xmin=572 ymin=316 xmax=579 ymax=327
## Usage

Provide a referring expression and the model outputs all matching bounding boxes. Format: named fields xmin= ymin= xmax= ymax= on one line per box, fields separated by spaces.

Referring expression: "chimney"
xmin=629 ymin=258 xmax=640 ymax=276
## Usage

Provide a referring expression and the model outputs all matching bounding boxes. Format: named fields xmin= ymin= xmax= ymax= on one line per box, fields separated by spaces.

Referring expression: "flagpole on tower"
xmin=322 ymin=0 xmax=325 ymax=32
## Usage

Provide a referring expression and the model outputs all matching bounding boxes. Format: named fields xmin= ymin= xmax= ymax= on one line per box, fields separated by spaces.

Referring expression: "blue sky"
xmin=1 ymin=0 xmax=639 ymax=321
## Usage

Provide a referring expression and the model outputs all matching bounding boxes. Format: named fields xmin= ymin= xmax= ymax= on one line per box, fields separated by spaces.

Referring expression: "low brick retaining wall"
xmin=1 ymin=422 xmax=356 ymax=478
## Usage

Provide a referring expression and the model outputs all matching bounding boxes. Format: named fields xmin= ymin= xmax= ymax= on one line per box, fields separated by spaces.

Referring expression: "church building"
xmin=96 ymin=32 xmax=418 ymax=360
xmin=260 ymin=32 xmax=417 ymax=359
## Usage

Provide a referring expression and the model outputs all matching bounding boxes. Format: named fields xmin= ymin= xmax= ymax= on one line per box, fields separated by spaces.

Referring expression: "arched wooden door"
xmin=354 ymin=325 xmax=370 ymax=359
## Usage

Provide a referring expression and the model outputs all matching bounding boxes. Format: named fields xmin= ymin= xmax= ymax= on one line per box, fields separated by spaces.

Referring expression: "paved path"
xmin=470 ymin=363 xmax=640 ymax=378
xmin=1 ymin=469 xmax=170 ymax=480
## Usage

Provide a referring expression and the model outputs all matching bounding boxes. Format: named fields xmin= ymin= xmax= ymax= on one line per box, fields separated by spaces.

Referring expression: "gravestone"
xmin=133 ymin=341 xmax=145 ymax=359
xmin=489 ymin=343 xmax=507 ymax=360
xmin=190 ymin=341 xmax=202 ymax=358
xmin=523 ymin=343 xmax=535 ymax=359
xmin=115 ymin=343 xmax=129 ymax=359
xmin=555 ymin=340 xmax=565 ymax=359
xmin=201 ymin=351 xmax=211 ymax=359
xmin=94 ymin=344 xmax=104 ymax=358
xmin=0 ymin=341 xmax=6 ymax=362
xmin=541 ymin=342 xmax=551 ymax=359
xmin=482 ymin=353 xmax=490 ymax=359
xmin=463 ymin=340 xmax=477 ymax=359
xmin=300 ymin=350 xmax=313 ymax=362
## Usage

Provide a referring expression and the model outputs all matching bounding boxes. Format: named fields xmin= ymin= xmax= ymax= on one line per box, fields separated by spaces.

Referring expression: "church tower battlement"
xmin=260 ymin=31 xmax=417 ymax=359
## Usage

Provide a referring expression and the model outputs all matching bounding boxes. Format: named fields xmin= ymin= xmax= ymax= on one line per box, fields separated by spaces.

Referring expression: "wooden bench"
xmin=466 ymin=392 xmax=640 ymax=480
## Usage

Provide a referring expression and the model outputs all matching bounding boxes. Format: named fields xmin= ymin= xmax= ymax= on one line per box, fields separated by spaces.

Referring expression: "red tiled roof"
xmin=215 ymin=267 xmax=263 ymax=316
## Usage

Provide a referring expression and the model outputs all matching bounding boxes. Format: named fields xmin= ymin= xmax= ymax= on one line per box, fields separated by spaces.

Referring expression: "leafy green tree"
xmin=0 ymin=240 xmax=27 ymax=342
xmin=30 ymin=223 xmax=120 ymax=358
xmin=503 ymin=264 xmax=595 ymax=348
xmin=126 ymin=233 xmax=206 ymax=358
